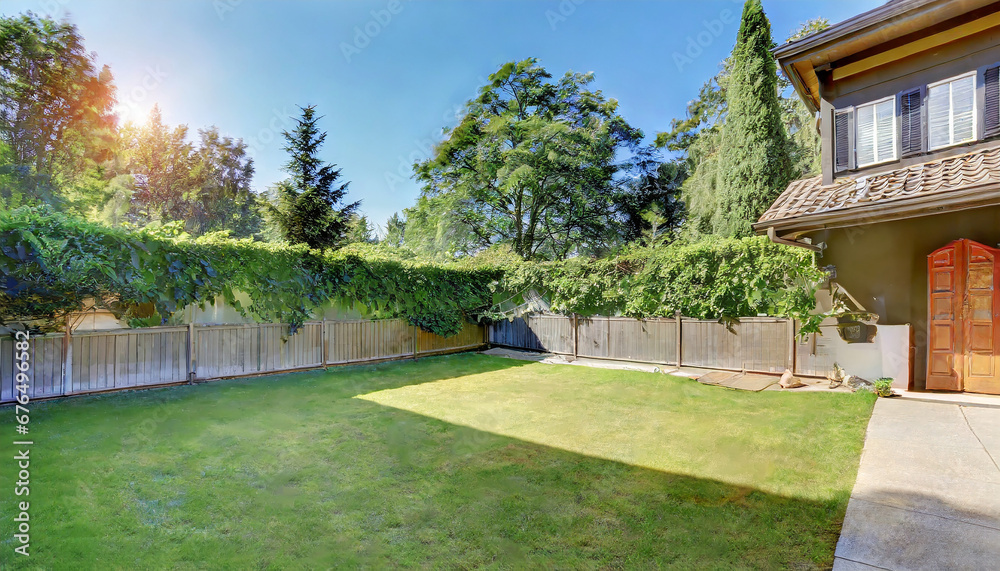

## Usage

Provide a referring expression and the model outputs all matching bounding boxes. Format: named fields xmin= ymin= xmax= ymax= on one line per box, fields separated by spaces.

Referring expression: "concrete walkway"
xmin=833 ymin=398 xmax=1000 ymax=570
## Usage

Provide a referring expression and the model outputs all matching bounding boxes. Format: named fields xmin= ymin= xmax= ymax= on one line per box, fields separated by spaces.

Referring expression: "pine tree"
xmin=267 ymin=106 xmax=358 ymax=249
xmin=715 ymin=0 xmax=791 ymax=237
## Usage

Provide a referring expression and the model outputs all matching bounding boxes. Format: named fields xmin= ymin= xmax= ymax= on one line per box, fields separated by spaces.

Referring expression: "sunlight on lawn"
xmin=358 ymin=359 xmax=873 ymax=503
xmin=1 ymin=354 xmax=874 ymax=569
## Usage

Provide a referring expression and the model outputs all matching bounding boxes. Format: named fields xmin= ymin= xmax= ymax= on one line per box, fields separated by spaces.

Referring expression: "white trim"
xmin=855 ymin=96 xmax=897 ymax=168
xmin=927 ymin=71 xmax=977 ymax=151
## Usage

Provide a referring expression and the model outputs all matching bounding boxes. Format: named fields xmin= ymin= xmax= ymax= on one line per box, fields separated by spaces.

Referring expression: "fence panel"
xmin=327 ymin=319 xmax=414 ymax=364
xmin=606 ymin=317 xmax=677 ymax=364
xmin=577 ymin=317 xmax=610 ymax=359
xmin=681 ymin=318 xmax=790 ymax=373
xmin=489 ymin=315 xmax=573 ymax=354
xmin=196 ymin=325 xmax=259 ymax=379
xmin=0 ymin=333 xmax=64 ymax=400
xmin=416 ymin=321 xmax=486 ymax=356
xmin=682 ymin=319 xmax=737 ymax=370
xmin=794 ymin=322 xmax=836 ymax=377
xmin=71 ymin=327 xmax=188 ymax=391
xmin=255 ymin=323 xmax=323 ymax=373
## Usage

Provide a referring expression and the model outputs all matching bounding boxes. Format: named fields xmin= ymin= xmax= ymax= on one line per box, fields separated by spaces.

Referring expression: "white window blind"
xmin=856 ymin=98 xmax=896 ymax=166
xmin=928 ymin=74 xmax=976 ymax=149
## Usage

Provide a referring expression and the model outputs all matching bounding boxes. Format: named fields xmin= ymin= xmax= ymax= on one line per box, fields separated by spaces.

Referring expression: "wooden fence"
xmin=489 ymin=313 xmax=835 ymax=377
xmin=0 ymin=319 xmax=486 ymax=404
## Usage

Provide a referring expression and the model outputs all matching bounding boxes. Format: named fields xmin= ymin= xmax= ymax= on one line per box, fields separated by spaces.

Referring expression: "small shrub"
xmin=873 ymin=377 xmax=894 ymax=397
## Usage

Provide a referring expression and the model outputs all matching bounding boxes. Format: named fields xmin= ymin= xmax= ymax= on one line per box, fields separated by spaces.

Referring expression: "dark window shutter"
xmin=985 ymin=65 xmax=1000 ymax=136
xmin=899 ymin=89 xmax=923 ymax=156
xmin=834 ymin=109 xmax=854 ymax=173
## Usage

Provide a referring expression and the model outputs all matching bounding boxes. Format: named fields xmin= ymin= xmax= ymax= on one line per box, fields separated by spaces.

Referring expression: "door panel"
xmin=927 ymin=239 xmax=1000 ymax=395
xmin=964 ymin=243 xmax=1000 ymax=395
xmin=927 ymin=242 xmax=963 ymax=391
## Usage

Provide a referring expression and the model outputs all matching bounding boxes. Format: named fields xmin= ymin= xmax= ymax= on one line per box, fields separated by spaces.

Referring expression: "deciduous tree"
xmin=412 ymin=58 xmax=644 ymax=260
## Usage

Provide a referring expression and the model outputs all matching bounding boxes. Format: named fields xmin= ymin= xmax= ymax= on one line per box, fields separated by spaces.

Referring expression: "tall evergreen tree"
xmin=266 ymin=106 xmax=358 ymax=249
xmin=715 ymin=0 xmax=791 ymax=237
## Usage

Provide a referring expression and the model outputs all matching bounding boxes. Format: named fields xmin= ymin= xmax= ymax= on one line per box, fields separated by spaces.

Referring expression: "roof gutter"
xmin=765 ymin=226 xmax=823 ymax=253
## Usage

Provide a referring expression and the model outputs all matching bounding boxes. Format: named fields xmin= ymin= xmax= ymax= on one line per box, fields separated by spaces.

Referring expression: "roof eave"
xmin=753 ymin=180 xmax=1000 ymax=236
xmin=772 ymin=0 xmax=941 ymax=61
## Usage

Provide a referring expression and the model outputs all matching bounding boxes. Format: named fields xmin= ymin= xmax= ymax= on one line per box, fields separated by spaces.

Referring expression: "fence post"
xmin=413 ymin=325 xmax=419 ymax=360
xmin=572 ymin=314 xmax=578 ymax=358
xmin=675 ymin=311 xmax=683 ymax=368
xmin=321 ymin=318 xmax=328 ymax=366
xmin=187 ymin=322 xmax=196 ymax=383
xmin=788 ymin=319 xmax=797 ymax=373
xmin=62 ymin=320 xmax=72 ymax=395
xmin=606 ymin=316 xmax=611 ymax=356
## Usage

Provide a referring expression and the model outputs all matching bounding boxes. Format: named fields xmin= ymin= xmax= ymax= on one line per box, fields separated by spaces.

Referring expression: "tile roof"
xmin=757 ymin=145 xmax=1000 ymax=226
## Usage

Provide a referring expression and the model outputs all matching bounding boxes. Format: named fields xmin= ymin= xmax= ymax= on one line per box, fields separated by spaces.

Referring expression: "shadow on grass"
xmin=1 ymin=353 xmax=856 ymax=569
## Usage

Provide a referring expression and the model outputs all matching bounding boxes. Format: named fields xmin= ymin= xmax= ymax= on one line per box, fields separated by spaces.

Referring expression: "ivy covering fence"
xmin=0 ymin=207 xmax=499 ymax=336
xmin=1 ymin=207 xmax=828 ymax=335
xmin=491 ymin=238 xmax=829 ymax=332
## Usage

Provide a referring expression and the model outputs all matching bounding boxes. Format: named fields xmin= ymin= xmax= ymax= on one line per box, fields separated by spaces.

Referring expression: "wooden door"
xmin=927 ymin=239 xmax=1000 ymax=394
xmin=928 ymin=241 xmax=964 ymax=391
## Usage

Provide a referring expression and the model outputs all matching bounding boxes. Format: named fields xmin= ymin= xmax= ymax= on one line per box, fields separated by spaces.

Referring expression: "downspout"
xmin=766 ymin=226 xmax=823 ymax=253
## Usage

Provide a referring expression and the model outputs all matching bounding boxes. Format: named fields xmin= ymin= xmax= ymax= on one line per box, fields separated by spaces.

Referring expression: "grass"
xmin=1 ymin=354 xmax=875 ymax=569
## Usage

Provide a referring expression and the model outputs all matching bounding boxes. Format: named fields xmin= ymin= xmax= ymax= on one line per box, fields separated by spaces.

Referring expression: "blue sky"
xmin=3 ymin=0 xmax=882 ymax=229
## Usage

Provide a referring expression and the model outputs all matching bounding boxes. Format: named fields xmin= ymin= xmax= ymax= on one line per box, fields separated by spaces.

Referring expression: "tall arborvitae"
xmin=268 ymin=105 xmax=359 ymax=249
xmin=715 ymin=0 xmax=791 ymax=237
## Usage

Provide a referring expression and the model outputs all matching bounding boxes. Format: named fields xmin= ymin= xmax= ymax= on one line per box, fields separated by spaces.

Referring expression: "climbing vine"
xmin=0 ymin=207 xmax=499 ymax=336
xmin=1 ymin=207 xmax=826 ymax=336
xmin=490 ymin=237 xmax=829 ymax=332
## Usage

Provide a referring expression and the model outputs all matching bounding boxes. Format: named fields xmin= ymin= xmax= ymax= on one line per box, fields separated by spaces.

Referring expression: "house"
xmin=758 ymin=0 xmax=1000 ymax=394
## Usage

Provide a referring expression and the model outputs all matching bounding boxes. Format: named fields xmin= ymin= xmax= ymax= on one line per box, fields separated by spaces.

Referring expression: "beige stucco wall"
xmin=802 ymin=204 xmax=1000 ymax=390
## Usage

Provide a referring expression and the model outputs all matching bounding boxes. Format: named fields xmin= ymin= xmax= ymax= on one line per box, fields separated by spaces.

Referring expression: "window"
xmin=855 ymin=97 xmax=896 ymax=166
xmin=928 ymin=73 xmax=976 ymax=149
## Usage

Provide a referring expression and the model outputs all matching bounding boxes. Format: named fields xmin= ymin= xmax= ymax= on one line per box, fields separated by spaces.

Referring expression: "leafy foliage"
xmin=0 ymin=206 xmax=497 ymax=336
xmin=115 ymin=108 xmax=261 ymax=236
xmin=494 ymin=236 xmax=828 ymax=332
xmin=873 ymin=378 xmax=894 ymax=398
xmin=411 ymin=58 xmax=645 ymax=260
xmin=0 ymin=13 xmax=117 ymax=207
xmin=614 ymin=154 xmax=687 ymax=245
xmin=383 ymin=212 xmax=406 ymax=247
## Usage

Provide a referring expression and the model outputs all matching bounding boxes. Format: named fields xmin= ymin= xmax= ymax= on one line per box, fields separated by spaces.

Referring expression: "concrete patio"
xmin=833 ymin=397 xmax=1000 ymax=570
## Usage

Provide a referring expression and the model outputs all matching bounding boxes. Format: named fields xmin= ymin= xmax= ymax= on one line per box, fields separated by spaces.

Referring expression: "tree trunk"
xmin=513 ymin=187 xmax=525 ymax=258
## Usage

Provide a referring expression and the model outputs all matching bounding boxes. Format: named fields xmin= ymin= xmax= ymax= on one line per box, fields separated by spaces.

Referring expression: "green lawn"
xmin=1 ymin=354 xmax=874 ymax=569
